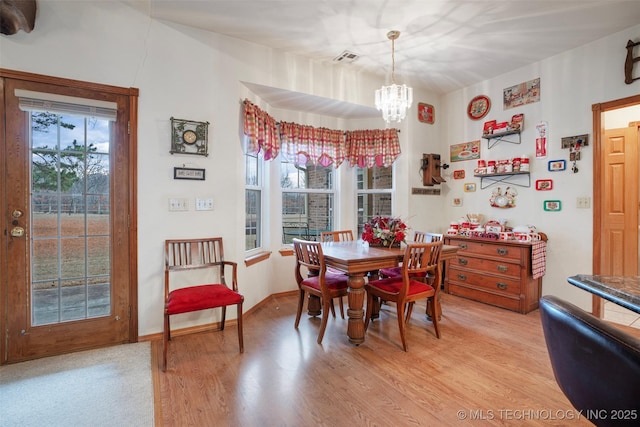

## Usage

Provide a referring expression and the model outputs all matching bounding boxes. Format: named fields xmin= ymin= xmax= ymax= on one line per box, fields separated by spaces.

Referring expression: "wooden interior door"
xmin=1 ymin=71 xmax=138 ymax=363
xmin=601 ymin=125 xmax=639 ymax=276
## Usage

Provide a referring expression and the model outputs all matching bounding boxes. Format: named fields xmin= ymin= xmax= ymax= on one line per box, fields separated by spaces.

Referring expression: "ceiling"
xmin=126 ymin=0 xmax=640 ymax=116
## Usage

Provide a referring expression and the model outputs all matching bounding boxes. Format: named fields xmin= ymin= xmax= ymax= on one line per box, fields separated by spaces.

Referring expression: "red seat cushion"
xmin=379 ymin=267 xmax=430 ymax=280
xmin=301 ymin=273 xmax=349 ymax=291
xmin=166 ymin=284 xmax=243 ymax=315
xmin=368 ymin=277 xmax=434 ymax=296
xmin=379 ymin=266 xmax=402 ymax=277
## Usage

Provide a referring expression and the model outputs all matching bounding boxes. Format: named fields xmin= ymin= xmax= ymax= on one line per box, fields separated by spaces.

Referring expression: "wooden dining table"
xmin=319 ymin=240 xmax=458 ymax=344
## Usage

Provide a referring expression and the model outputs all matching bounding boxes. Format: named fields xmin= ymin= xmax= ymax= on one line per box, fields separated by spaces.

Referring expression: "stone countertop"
xmin=568 ymin=274 xmax=640 ymax=314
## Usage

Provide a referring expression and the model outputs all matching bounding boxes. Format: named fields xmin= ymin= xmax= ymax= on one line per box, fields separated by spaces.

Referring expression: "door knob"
xmin=10 ymin=226 xmax=25 ymax=237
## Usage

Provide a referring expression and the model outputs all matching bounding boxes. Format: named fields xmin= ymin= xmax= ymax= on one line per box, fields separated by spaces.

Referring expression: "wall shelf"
xmin=482 ymin=129 xmax=521 ymax=149
xmin=474 ymin=171 xmax=530 ymax=189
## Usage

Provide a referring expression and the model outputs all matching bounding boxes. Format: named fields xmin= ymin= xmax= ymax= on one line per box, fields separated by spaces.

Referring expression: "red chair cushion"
xmin=379 ymin=266 xmax=402 ymax=278
xmin=166 ymin=284 xmax=243 ymax=315
xmin=368 ymin=277 xmax=433 ymax=296
xmin=301 ymin=273 xmax=349 ymax=291
xmin=379 ymin=267 xmax=430 ymax=280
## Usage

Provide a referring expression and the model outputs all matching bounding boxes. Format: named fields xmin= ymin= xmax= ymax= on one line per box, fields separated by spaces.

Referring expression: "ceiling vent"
xmin=333 ymin=50 xmax=359 ymax=63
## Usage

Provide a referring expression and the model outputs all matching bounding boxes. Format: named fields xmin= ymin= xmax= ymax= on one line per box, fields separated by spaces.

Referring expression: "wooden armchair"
xmin=379 ymin=232 xmax=443 ymax=279
xmin=293 ymin=238 xmax=349 ymax=344
xmin=320 ymin=230 xmax=354 ymax=318
xmin=365 ymin=241 xmax=444 ymax=351
xmin=163 ymin=238 xmax=244 ymax=371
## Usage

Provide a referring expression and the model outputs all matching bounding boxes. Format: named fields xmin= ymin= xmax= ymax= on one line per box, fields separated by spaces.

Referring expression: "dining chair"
xmin=319 ymin=230 xmax=354 ymax=318
xmin=378 ymin=232 xmax=443 ymax=279
xmin=293 ymin=238 xmax=349 ymax=344
xmin=163 ymin=237 xmax=244 ymax=371
xmin=365 ymin=240 xmax=444 ymax=351
xmin=539 ymin=295 xmax=640 ymax=425
xmin=320 ymin=230 xmax=354 ymax=243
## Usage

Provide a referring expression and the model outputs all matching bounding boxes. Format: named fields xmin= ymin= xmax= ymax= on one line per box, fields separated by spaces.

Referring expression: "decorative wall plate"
xmin=467 ymin=95 xmax=491 ymax=120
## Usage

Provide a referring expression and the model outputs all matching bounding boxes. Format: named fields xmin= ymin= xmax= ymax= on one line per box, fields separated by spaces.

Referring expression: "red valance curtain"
xmin=344 ymin=129 xmax=401 ymax=168
xmin=279 ymin=121 xmax=345 ymax=167
xmin=243 ymin=99 xmax=400 ymax=168
xmin=243 ymin=99 xmax=279 ymax=160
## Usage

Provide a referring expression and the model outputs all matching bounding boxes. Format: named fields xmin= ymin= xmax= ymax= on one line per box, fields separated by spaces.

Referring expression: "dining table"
xmin=567 ymin=274 xmax=640 ymax=314
xmin=319 ymin=240 xmax=458 ymax=344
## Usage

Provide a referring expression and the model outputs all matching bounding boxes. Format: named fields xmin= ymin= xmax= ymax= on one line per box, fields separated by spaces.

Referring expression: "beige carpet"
xmin=0 ymin=342 xmax=154 ymax=427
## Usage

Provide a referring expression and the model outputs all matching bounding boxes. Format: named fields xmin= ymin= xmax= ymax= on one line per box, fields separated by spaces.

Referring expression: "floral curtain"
xmin=243 ymin=99 xmax=279 ymax=160
xmin=344 ymin=129 xmax=401 ymax=168
xmin=279 ymin=121 xmax=345 ymax=167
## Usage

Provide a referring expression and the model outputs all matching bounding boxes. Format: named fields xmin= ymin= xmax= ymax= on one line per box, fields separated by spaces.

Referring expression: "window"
xmin=245 ymin=152 xmax=262 ymax=251
xmin=281 ymin=159 xmax=334 ymax=243
xmin=356 ymin=166 xmax=393 ymax=235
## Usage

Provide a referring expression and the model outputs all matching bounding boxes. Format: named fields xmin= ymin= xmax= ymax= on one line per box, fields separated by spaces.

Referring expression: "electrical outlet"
xmin=576 ymin=196 xmax=591 ymax=209
xmin=195 ymin=198 xmax=214 ymax=211
xmin=168 ymin=198 xmax=188 ymax=211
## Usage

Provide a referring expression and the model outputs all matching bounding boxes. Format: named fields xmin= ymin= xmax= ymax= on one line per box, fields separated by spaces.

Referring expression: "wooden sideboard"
xmin=444 ymin=237 xmax=542 ymax=314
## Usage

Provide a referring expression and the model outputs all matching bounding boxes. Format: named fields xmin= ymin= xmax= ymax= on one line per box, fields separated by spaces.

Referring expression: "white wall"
xmin=442 ymin=24 xmax=640 ymax=308
xmin=2 ymin=1 xmax=639 ymax=336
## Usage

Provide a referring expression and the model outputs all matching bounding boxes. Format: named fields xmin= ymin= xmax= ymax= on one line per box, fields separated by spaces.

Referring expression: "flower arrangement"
xmin=361 ymin=216 xmax=408 ymax=247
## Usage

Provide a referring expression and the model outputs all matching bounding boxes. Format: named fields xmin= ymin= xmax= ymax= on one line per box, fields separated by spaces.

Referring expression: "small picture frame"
xmin=453 ymin=170 xmax=465 ymax=179
xmin=418 ymin=102 xmax=435 ymax=124
xmin=464 ymin=182 xmax=476 ymax=192
xmin=174 ymin=167 xmax=205 ymax=180
xmin=535 ymin=179 xmax=553 ymax=191
xmin=548 ymin=160 xmax=566 ymax=171
xmin=544 ymin=200 xmax=562 ymax=211
xmin=452 ymin=197 xmax=463 ymax=207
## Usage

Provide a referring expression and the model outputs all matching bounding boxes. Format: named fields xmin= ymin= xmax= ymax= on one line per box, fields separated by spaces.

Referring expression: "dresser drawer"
xmin=452 ymin=256 xmax=521 ymax=279
xmin=448 ymin=267 xmax=522 ymax=296
xmin=448 ymin=283 xmax=521 ymax=312
xmin=447 ymin=238 xmax=523 ymax=263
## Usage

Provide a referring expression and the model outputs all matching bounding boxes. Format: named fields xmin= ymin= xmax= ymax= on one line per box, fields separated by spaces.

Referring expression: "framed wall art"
xmin=535 ymin=179 xmax=553 ymax=190
xmin=503 ymin=77 xmax=540 ymax=110
xmin=450 ymin=140 xmax=480 ymax=162
xmin=548 ymin=160 xmax=566 ymax=171
xmin=418 ymin=102 xmax=435 ymax=124
xmin=453 ymin=170 xmax=465 ymax=179
xmin=170 ymin=117 xmax=210 ymax=157
xmin=174 ymin=167 xmax=206 ymax=180
xmin=544 ymin=200 xmax=562 ymax=212
xmin=464 ymin=183 xmax=476 ymax=192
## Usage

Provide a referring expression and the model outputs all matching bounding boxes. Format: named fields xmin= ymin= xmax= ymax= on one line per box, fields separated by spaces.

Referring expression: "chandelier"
xmin=375 ymin=30 xmax=413 ymax=124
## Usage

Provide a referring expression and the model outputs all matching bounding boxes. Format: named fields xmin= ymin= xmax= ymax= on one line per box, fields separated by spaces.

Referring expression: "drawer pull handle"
xmin=458 ymin=258 xmax=468 ymax=265
xmin=457 ymin=273 xmax=467 ymax=281
xmin=497 ymin=265 xmax=508 ymax=273
xmin=496 ymin=282 xmax=508 ymax=290
xmin=497 ymin=248 xmax=509 ymax=256
xmin=458 ymin=243 xmax=467 ymax=250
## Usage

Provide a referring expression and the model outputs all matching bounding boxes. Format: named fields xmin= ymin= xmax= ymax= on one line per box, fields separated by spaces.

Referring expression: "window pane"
xmin=357 ymin=166 xmax=392 ymax=190
xmin=245 ymin=189 xmax=261 ymax=250
xmin=245 ymin=153 xmax=258 ymax=186
xmin=282 ymin=193 xmax=333 ymax=243
xmin=281 ymin=161 xmax=333 ymax=190
xmin=357 ymin=193 xmax=392 ymax=235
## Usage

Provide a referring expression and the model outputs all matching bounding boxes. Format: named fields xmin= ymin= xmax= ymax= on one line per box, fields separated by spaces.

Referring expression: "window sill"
xmin=279 ymin=247 xmax=294 ymax=257
xmin=244 ymin=251 xmax=271 ymax=267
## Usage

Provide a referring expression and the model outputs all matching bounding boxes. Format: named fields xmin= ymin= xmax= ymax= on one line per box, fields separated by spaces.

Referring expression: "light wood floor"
xmin=152 ymin=293 xmax=594 ymax=426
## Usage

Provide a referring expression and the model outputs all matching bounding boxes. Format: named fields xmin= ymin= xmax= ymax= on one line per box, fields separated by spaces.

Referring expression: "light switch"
xmin=195 ymin=198 xmax=214 ymax=211
xmin=576 ymin=196 xmax=591 ymax=209
xmin=168 ymin=198 xmax=188 ymax=211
